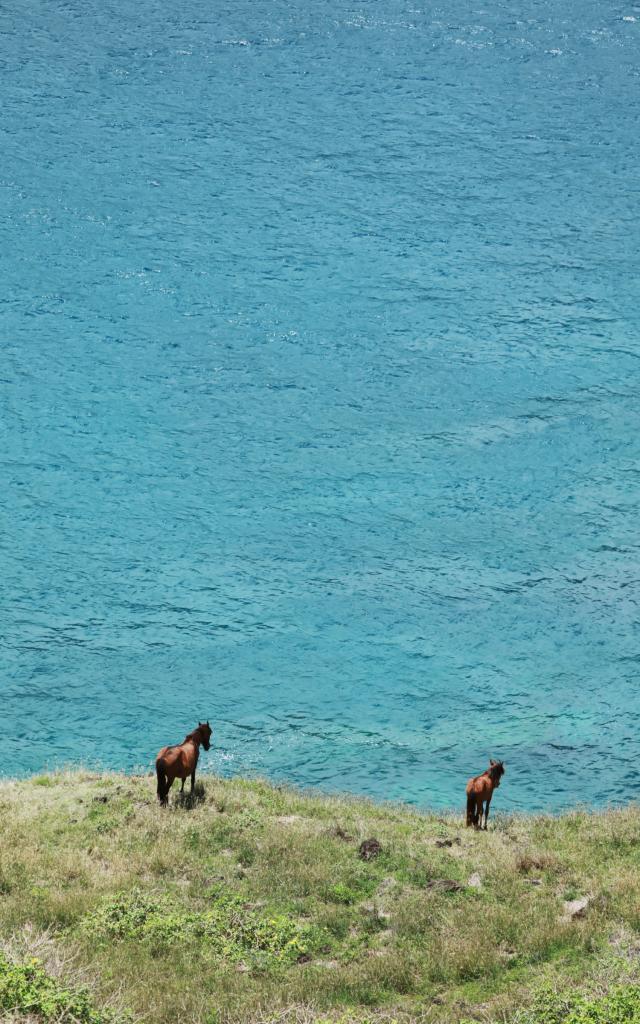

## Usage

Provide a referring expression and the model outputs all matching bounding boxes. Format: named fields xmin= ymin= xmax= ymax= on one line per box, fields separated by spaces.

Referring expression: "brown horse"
xmin=155 ymin=721 xmax=212 ymax=806
xmin=466 ymin=758 xmax=505 ymax=829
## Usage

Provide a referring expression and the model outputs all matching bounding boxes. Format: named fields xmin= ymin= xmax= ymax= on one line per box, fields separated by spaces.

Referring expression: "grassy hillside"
xmin=0 ymin=772 xmax=639 ymax=1024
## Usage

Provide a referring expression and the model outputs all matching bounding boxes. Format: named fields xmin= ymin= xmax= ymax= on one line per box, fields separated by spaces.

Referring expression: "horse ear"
xmin=490 ymin=758 xmax=496 ymax=765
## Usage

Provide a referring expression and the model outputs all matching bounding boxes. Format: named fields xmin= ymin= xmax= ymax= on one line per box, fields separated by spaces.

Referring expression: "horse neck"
xmin=184 ymin=730 xmax=202 ymax=747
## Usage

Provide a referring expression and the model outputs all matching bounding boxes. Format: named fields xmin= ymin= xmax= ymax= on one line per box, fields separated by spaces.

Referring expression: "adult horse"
xmin=465 ymin=758 xmax=505 ymax=829
xmin=155 ymin=721 xmax=212 ymax=806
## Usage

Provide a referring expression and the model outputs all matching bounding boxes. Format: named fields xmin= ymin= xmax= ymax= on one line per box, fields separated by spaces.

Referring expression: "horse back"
xmin=466 ymin=772 xmax=491 ymax=798
xmin=157 ymin=739 xmax=198 ymax=775
xmin=156 ymin=744 xmax=180 ymax=768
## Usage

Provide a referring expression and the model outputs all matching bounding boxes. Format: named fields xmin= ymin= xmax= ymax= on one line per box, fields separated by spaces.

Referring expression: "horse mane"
xmin=184 ymin=727 xmax=204 ymax=744
xmin=471 ymin=761 xmax=503 ymax=786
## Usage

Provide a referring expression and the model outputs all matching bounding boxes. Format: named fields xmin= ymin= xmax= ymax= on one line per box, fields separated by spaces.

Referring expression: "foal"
xmin=465 ymin=758 xmax=505 ymax=829
xmin=155 ymin=721 xmax=212 ymax=806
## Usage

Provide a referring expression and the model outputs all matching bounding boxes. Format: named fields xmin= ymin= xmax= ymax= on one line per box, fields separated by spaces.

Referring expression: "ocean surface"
xmin=2 ymin=0 xmax=640 ymax=810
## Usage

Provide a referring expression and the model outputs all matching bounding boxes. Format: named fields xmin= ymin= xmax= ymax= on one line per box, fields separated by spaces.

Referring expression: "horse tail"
xmin=466 ymin=787 xmax=476 ymax=827
xmin=156 ymin=759 xmax=168 ymax=804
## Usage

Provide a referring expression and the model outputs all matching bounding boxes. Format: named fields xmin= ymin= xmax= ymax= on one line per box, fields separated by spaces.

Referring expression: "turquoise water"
xmin=2 ymin=0 xmax=640 ymax=810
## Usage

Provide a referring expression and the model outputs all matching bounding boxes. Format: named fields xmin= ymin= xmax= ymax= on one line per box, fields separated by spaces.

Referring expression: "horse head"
xmin=198 ymin=720 xmax=212 ymax=751
xmin=489 ymin=758 xmax=505 ymax=786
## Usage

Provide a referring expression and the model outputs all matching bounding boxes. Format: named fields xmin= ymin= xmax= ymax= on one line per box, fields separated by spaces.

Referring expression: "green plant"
xmin=0 ymin=952 xmax=131 ymax=1023
xmin=82 ymin=888 xmax=167 ymax=939
xmin=81 ymin=887 xmax=327 ymax=970
xmin=327 ymin=882 xmax=361 ymax=905
xmin=469 ymin=984 xmax=640 ymax=1024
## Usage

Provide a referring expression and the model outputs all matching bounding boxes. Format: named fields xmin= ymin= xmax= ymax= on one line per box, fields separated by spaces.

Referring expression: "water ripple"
xmin=1 ymin=0 xmax=639 ymax=810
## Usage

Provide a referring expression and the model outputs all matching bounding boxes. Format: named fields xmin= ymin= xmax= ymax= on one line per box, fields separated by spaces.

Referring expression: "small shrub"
xmin=0 ymin=952 xmax=131 ymax=1023
xmin=502 ymin=984 xmax=640 ymax=1024
xmin=325 ymin=873 xmax=377 ymax=905
xmin=82 ymin=888 xmax=167 ymax=939
xmin=328 ymin=883 xmax=361 ymax=905
xmin=81 ymin=887 xmax=327 ymax=970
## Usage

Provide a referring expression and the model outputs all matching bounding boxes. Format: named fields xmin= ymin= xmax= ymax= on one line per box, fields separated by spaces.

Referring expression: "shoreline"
xmin=1 ymin=766 xmax=633 ymax=818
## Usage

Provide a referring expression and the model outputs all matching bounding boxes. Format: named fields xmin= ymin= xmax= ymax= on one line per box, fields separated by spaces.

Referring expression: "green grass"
xmin=0 ymin=772 xmax=639 ymax=1023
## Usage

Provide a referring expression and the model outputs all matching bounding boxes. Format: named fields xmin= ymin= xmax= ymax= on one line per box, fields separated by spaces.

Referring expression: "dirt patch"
xmin=426 ymin=879 xmax=464 ymax=893
xmin=333 ymin=826 xmax=354 ymax=842
xmin=359 ymin=838 xmax=382 ymax=861
xmin=516 ymin=852 xmax=556 ymax=874
xmin=561 ymin=896 xmax=591 ymax=923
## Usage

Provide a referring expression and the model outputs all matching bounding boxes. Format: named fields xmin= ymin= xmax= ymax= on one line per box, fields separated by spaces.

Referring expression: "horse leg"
xmin=180 ymin=778 xmax=185 ymax=793
xmin=483 ymin=793 xmax=493 ymax=830
xmin=474 ymin=798 xmax=482 ymax=829
xmin=191 ymin=770 xmax=196 ymax=792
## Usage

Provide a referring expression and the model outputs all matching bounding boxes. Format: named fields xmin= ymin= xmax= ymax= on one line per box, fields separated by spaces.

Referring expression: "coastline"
xmin=1 ymin=762 xmax=627 ymax=817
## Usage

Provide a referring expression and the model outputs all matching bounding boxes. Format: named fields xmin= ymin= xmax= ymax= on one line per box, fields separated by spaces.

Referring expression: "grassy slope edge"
xmin=0 ymin=772 xmax=639 ymax=1024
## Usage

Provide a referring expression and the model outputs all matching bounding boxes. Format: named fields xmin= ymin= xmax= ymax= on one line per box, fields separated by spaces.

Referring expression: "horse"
xmin=155 ymin=721 xmax=212 ymax=806
xmin=465 ymin=758 xmax=505 ymax=829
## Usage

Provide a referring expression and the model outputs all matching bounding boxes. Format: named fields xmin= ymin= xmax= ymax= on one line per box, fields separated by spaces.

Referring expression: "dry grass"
xmin=0 ymin=773 xmax=639 ymax=1023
